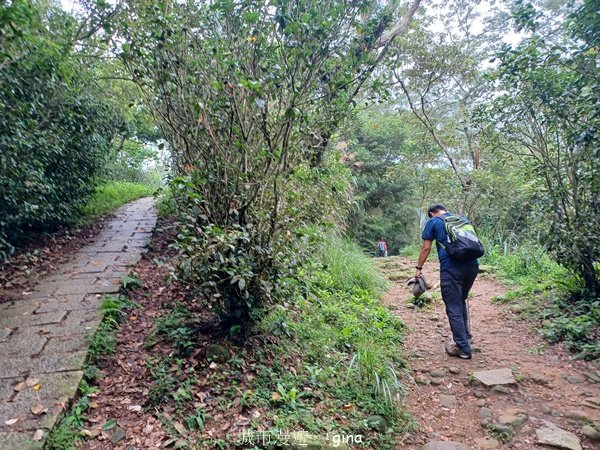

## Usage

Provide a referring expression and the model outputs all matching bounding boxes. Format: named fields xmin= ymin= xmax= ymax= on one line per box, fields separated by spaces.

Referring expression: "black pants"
xmin=440 ymin=264 xmax=478 ymax=355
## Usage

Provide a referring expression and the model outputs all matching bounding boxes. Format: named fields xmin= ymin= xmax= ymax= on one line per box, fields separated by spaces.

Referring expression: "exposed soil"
xmin=378 ymin=256 xmax=600 ymax=450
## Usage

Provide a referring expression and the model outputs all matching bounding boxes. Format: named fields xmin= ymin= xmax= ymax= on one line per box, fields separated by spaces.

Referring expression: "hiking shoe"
xmin=445 ymin=341 xmax=472 ymax=360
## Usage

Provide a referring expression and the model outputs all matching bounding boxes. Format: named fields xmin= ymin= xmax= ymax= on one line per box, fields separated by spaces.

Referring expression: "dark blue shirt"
xmin=422 ymin=212 xmax=479 ymax=271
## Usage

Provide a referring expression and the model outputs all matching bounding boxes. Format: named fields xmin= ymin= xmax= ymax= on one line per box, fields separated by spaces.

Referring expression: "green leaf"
xmin=102 ymin=418 xmax=117 ymax=431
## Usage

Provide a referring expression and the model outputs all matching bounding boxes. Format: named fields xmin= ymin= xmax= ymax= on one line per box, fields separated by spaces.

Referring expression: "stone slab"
xmin=0 ymin=431 xmax=43 ymax=450
xmin=0 ymin=351 xmax=87 ymax=379
xmin=42 ymin=334 xmax=90 ymax=355
xmin=0 ymin=398 xmax=68 ymax=431
xmin=12 ymin=371 xmax=83 ymax=402
xmin=0 ymin=334 xmax=47 ymax=358
xmin=0 ymin=377 xmax=24 ymax=401
xmin=0 ymin=300 xmax=41 ymax=316
xmin=0 ymin=327 xmax=12 ymax=342
xmin=13 ymin=316 xmax=102 ymax=340
xmin=473 ymin=368 xmax=516 ymax=386
xmin=0 ymin=310 xmax=66 ymax=329
xmin=35 ymin=294 xmax=97 ymax=313
xmin=536 ymin=422 xmax=582 ymax=450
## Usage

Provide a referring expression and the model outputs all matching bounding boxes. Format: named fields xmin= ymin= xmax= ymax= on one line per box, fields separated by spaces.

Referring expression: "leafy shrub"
xmin=170 ymin=159 xmax=350 ymax=326
xmin=0 ymin=3 xmax=119 ymax=257
xmin=480 ymin=237 xmax=564 ymax=285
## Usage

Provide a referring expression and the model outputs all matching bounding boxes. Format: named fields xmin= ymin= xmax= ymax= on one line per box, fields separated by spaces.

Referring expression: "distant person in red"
xmin=377 ymin=238 xmax=388 ymax=257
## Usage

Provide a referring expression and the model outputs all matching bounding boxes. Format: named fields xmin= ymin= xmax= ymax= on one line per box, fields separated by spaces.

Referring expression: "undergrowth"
xmin=145 ymin=234 xmax=410 ymax=448
xmin=484 ymin=239 xmax=599 ymax=360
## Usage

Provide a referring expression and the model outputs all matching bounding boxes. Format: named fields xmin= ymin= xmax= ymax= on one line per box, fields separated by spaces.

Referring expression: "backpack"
xmin=439 ymin=215 xmax=484 ymax=261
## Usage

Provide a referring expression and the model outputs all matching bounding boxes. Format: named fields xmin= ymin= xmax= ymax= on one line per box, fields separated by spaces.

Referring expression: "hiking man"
xmin=414 ymin=204 xmax=482 ymax=359
xmin=377 ymin=238 xmax=388 ymax=257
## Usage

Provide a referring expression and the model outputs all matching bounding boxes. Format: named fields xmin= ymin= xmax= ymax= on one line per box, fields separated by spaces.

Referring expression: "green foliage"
xmin=260 ymin=234 xmax=407 ymax=430
xmin=81 ymin=181 xmax=155 ymax=219
xmin=480 ymin=238 xmax=565 ymax=285
xmin=318 ymin=235 xmax=387 ymax=296
xmin=87 ymin=295 xmax=137 ymax=363
xmin=118 ymin=0 xmax=420 ymax=327
xmin=121 ymin=273 xmax=143 ymax=291
xmin=493 ymin=280 xmax=600 ymax=360
xmin=169 ymin=158 xmax=351 ymax=325
xmin=144 ymin=303 xmax=196 ymax=356
xmin=481 ymin=0 xmax=600 ymax=298
xmin=0 ymin=1 xmax=120 ymax=257
xmin=44 ymin=396 xmax=90 ymax=449
xmin=105 ymin=139 xmax=164 ymax=186
xmin=185 ymin=408 xmax=207 ymax=431
xmin=341 ymin=110 xmax=425 ymax=253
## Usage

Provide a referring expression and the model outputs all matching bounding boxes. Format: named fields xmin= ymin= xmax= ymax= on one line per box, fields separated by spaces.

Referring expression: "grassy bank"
xmin=82 ymin=181 xmax=155 ymax=219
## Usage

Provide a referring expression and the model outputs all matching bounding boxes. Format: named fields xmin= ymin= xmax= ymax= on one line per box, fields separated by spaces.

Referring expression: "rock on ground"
xmin=421 ymin=441 xmax=471 ymax=450
xmin=472 ymin=368 xmax=516 ymax=386
xmin=536 ymin=422 xmax=582 ymax=450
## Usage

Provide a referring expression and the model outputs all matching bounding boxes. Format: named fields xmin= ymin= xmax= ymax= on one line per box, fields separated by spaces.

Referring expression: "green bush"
xmin=480 ymin=237 xmax=564 ymax=285
xmin=0 ymin=3 xmax=119 ymax=257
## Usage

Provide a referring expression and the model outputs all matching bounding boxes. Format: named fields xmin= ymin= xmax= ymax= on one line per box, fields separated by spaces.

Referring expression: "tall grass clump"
xmin=255 ymin=233 xmax=409 ymax=446
xmin=480 ymin=235 xmax=564 ymax=285
xmin=319 ymin=235 xmax=387 ymax=295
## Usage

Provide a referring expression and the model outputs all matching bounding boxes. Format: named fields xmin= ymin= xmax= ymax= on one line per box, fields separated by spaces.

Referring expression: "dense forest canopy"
xmin=1 ymin=0 xmax=598 ymax=331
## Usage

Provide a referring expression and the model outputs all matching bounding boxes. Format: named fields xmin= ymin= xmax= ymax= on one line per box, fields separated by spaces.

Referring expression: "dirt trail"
xmin=376 ymin=256 xmax=600 ymax=450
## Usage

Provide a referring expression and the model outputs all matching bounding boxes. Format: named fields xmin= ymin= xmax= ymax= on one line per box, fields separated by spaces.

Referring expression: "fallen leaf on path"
xmin=33 ymin=383 xmax=42 ymax=391
xmin=271 ymin=392 xmax=281 ymax=401
xmin=33 ymin=429 xmax=44 ymax=441
xmin=13 ymin=382 xmax=26 ymax=392
xmin=5 ymin=419 xmax=18 ymax=425
xmin=31 ymin=404 xmax=47 ymax=415
xmin=128 ymin=405 xmax=142 ymax=412
xmin=173 ymin=421 xmax=187 ymax=435
xmin=26 ymin=378 xmax=40 ymax=387
xmin=102 ymin=418 xmax=117 ymax=431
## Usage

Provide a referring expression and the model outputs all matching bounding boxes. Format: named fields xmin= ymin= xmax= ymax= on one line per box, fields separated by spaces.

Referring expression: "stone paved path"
xmin=0 ymin=198 xmax=157 ymax=449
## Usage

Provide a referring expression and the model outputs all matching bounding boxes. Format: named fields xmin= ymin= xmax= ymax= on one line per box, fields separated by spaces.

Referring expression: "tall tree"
xmin=118 ymin=0 xmax=422 ymax=323
xmin=389 ymin=0 xmax=505 ymax=209
xmin=482 ymin=0 xmax=600 ymax=297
